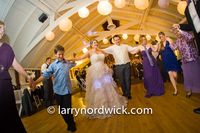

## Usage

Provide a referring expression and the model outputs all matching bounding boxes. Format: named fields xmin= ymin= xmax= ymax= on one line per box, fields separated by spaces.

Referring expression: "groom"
xmin=103 ymin=35 xmax=135 ymax=99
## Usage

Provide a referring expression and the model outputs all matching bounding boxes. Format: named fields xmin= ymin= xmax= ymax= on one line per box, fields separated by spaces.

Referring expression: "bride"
xmin=71 ymin=40 xmax=127 ymax=119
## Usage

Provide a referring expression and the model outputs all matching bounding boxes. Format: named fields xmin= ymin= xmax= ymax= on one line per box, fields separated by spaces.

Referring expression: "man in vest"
xmin=41 ymin=57 xmax=54 ymax=107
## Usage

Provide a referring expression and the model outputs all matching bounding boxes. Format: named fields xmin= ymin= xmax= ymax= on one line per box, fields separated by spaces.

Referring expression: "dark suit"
xmin=180 ymin=0 xmax=200 ymax=55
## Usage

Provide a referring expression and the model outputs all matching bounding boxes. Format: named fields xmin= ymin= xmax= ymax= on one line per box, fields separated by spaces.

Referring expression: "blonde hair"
xmin=0 ymin=20 xmax=9 ymax=43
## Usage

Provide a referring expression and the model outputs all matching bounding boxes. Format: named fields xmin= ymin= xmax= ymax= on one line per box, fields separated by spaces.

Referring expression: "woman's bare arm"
xmin=69 ymin=51 xmax=90 ymax=61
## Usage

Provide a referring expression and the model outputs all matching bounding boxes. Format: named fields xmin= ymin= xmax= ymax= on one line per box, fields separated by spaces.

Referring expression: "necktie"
xmin=46 ymin=64 xmax=49 ymax=69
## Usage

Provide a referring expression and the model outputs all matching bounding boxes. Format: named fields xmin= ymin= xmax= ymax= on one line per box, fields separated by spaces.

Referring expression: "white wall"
xmin=3 ymin=0 xmax=46 ymax=61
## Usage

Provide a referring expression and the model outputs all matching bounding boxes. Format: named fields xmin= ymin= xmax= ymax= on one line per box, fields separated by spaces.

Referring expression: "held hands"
xmin=67 ymin=53 xmax=77 ymax=62
xmin=27 ymin=76 xmax=36 ymax=90
xmin=172 ymin=24 xmax=180 ymax=29
xmin=30 ymin=81 xmax=37 ymax=91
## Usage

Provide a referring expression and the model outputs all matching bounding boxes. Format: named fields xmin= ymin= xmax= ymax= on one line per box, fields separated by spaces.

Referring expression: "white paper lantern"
xmin=103 ymin=38 xmax=109 ymax=44
xmin=122 ymin=34 xmax=128 ymax=40
xmin=158 ymin=0 xmax=169 ymax=8
xmin=177 ymin=1 xmax=187 ymax=15
xmin=114 ymin=0 xmax=126 ymax=8
xmin=134 ymin=0 xmax=149 ymax=10
xmin=59 ymin=18 xmax=72 ymax=31
xmin=78 ymin=7 xmax=89 ymax=18
xmin=146 ymin=34 xmax=151 ymax=41
xmin=134 ymin=34 xmax=140 ymax=42
xmin=82 ymin=48 xmax=88 ymax=53
xmin=97 ymin=1 xmax=112 ymax=15
xmin=45 ymin=31 xmax=55 ymax=41
xmin=156 ymin=35 xmax=160 ymax=42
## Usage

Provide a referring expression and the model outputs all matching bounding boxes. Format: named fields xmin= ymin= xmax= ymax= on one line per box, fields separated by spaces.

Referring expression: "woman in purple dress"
xmin=171 ymin=28 xmax=200 ymax=97
xmin=0 ymin=21 xmax=32 ymax=132
xmin=131 ymin=35 xmax=164 ymax=98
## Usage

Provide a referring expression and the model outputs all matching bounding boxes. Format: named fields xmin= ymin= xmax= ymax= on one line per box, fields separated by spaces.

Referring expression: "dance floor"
xmin=22 ymin=82 xmax=200 ymax=133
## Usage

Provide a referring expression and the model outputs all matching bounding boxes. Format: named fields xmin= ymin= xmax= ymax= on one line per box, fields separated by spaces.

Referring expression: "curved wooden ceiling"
xmin=1 ymin=0 xmax=185 ymax=67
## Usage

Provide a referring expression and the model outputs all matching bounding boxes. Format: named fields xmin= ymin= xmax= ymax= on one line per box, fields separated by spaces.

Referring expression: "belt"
xmin=115 ymin=62 xmax=130 ymax=66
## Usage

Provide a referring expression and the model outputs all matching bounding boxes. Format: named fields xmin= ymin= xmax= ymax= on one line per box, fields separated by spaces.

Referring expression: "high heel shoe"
xmin=186 ymin=91 xmax=192 ymax=98
xmin=173 ymin=91 xmax=178 ymax=96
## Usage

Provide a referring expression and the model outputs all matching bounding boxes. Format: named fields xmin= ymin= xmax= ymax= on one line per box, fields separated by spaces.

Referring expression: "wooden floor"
xmin=22 ymin=82 xmax=200 ymax=133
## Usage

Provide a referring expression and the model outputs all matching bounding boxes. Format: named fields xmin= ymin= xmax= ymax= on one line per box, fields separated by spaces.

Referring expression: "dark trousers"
xmin=114 ymin=63 xmax=131 ymax=97
xmin=55 ymin=94 xmax=76 ymax=130
xmin=43 ymin=79 xmax=54 ymax=107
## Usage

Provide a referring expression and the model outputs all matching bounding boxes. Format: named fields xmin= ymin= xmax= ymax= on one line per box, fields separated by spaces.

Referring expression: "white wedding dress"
xmin=85 ymin=53 xmax=127 ymax=119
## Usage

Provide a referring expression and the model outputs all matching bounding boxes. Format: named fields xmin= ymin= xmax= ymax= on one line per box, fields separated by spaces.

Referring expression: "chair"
xmin=79 ymin=78 xmax=86 ymax=90
xmin=33 ymin=95 xmax=42 ymax=108
xmin=14 ymin=89 xmax=23 ymax=116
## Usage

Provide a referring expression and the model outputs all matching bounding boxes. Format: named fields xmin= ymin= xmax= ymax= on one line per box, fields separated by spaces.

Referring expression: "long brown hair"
xmin=158 ymin=31 xmax=165 ymax=50
xmin=0 ymin=20 xmax=9 ymax=43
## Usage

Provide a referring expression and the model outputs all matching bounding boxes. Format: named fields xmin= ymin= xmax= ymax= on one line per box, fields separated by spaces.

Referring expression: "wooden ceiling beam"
xmin=89 ymin=20 xmax=140 ymax=37
xmin=139 ymin=0 xmax=154 ymax=29
xmin=151 ymin=8 xmax=182 ymax=19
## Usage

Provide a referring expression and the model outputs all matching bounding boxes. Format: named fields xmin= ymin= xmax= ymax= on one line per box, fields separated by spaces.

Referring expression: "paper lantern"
xmin=146 ymin=34 xmax=151 ymax=41
xmin=103 ymin=38 xmax=109 ymax=44
xmin=122 ymin=34 xmax=128 ymax=40
xmin=45 ymin=31 xmax=55 ymax=41
xmin=82 ymin=48 xmax=88 ymax=53
xmin=158 ymin=0 xmax=169 ymax=8
xmin=134 ymin=0 xmax=149 ymax=10
xmin=156 ymin=35 xmax=161 ymax=42
xmin=134 ymin=34 xmax=140 ymax=42
xmin=114 ymin=0 xmax=126 ymax=8
xmin=177 ymin=1 xmax=187 ymax=15
xmin=59 ymin=18 xmax=72 ymax=31
xmin=78 ymin=7 xmax=89 ymax=18
xmin=97 ymin=1 xmax=112 ymax=15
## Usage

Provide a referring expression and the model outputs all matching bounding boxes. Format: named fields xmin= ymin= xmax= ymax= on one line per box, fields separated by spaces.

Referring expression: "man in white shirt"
xmin=103 ymin=35 xmax=136 ymax=99
xmin=41 ymin=57 xmax=54 ymax=107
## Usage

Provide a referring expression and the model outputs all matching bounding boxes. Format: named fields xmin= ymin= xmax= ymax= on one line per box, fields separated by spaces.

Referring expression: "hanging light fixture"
xmin=103 ymin=38 xmax=109 ymax=44
xmin=134 ymin=34 xmax=140 ymax=42
xmin=134 ymin=0 xmax=149 ymax=10
xmin=158 ymin=0 xmax=169 ymax=8
xmin=156 ymin=35 xmax=160 ymax=42
xmin=107 ymin=16 xmax=116 ymax=30
xmin=97 ymin=0 xmax=112 ymax=15
xmin=146 ymin=34 xmax=151 ymax=41
xmin=45 ymin=31 xmax=55 ymax=41
xmin=82 ymin=48 xmax=88 ymax=53
xmin=78 ymin=7 xmax=89 ymax=18
xmin=177 ymin=1 xmax=187 ymax=15
xmin=59 ymin=18 xmax=73 ymax=31
xmin=122 ymin=34 xmax=128 ymax=40
xmin=114 ymin=0 xmax=126 ymax=8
